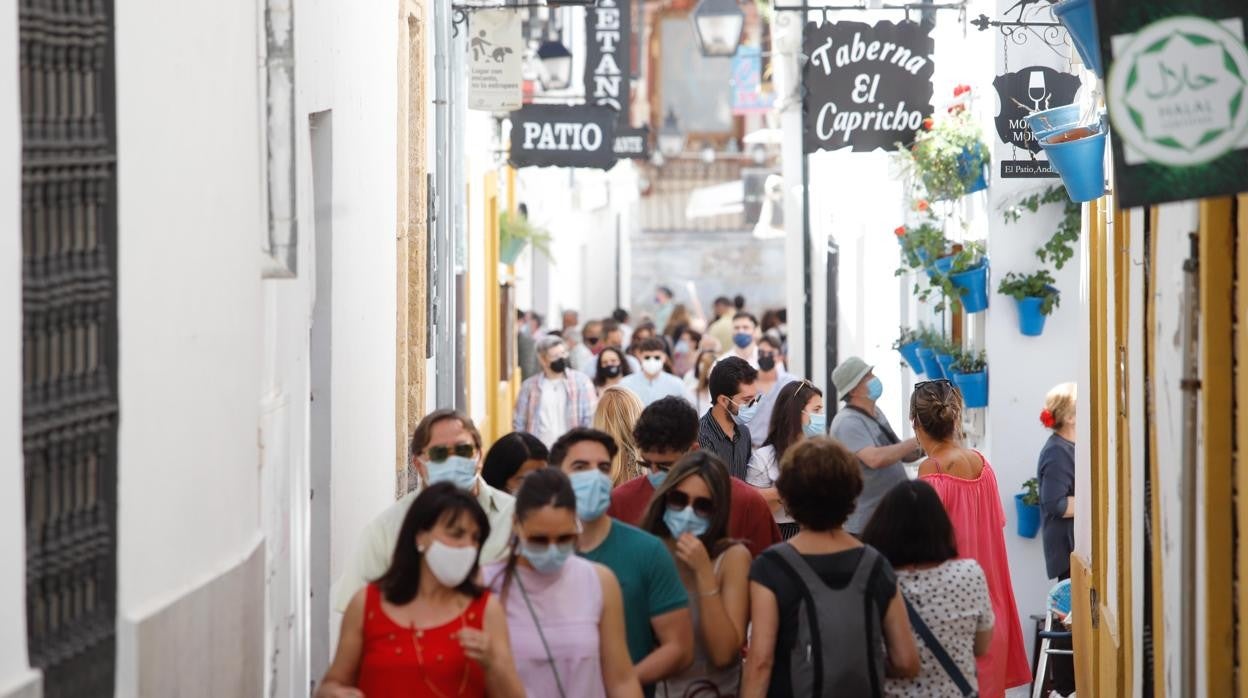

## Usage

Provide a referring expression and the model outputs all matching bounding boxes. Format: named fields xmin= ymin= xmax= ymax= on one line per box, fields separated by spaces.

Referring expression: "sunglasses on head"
xmin=914 ymin=379 xmax=952 ymax=391
xmin=426 ymin=443 xmax=476 ymax=462
xmin=666 ymin=490 xmax=715 ymax=517
xmin=525 ymin=533 xmax=577 ymax=547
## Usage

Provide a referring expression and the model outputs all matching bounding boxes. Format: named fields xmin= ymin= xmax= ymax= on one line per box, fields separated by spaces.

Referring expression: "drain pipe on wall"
xmin=1179 ymin=231 xmax=1200 ymax=698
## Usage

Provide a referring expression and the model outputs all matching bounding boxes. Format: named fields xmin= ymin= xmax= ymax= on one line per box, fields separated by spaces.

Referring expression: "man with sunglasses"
xmin=608 ymin=396 xmax=781 ymax=557
xmin=551 ymin=428 xmax=694 ymax=692
xmin=329 ymin=409 xmax=516 ymax=613
xmin=571 ymin=319 xmax=605 ymax=379
xmin=698 ymin=357 xmax=760 ymax=480
xmin=830 ymin=356 xmax=924 ymax=536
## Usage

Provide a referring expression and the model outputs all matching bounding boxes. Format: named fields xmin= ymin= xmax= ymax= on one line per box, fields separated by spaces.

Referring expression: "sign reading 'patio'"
xmin=508 ymin=104 xmax=618 ymax=170
xmin=802 ymin=20 xmax=935 ymax=153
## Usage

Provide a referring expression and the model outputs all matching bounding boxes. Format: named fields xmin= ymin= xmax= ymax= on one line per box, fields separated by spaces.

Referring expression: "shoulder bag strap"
xmin=903 ymin=597 xmax=977 ymax=697
xmin=844 ymin=405 xmax=901 ymax=445
xmin=515 ymin=574 xmax=568 ymax=698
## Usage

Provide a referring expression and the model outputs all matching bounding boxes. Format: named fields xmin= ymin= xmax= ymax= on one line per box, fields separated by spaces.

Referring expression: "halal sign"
xmin=802 ymin=20 xmax=935 ymax=153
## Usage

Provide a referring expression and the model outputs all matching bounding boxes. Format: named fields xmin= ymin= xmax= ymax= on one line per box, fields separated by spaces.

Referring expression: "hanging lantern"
xmin=692 ymin=0 xmax=744 ymax=58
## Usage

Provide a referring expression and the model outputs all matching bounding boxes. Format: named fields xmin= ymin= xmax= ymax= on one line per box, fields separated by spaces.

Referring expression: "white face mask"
xmin=422 ymin=539 xmax=479 ymax=588
xmin=642 ymin=357 xmax=664 ymax=376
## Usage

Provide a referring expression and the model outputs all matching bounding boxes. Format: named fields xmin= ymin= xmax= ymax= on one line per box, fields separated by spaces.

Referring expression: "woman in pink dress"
xmin=911 ymin=379 xmax=1031 ymax=697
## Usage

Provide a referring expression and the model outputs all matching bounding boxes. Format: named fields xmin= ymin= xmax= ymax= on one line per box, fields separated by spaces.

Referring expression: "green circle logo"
xmin=1108 ymin=16 xmax=1248 ymax=166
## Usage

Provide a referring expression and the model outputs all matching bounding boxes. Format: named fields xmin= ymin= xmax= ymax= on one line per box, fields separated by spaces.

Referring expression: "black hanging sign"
xmin=509 ymin=104 xmax=619 ymax=170
xmin=613 ymin=126 xmax=650 ymax=159
xmin=992 ymin=67 xmax=1083 ymax=178
xmin=803 ymin=20 xmax=935 ymax=153
xmin=585 ymin=0 xmax=630 ymax=113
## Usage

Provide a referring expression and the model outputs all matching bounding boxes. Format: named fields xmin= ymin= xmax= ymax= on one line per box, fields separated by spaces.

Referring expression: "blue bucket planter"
xmin=926 ymin=254 xmax=954 ymax=281
xmin=957 ymin=144 xmax=989 ymax=196
xmin=935 ymin=352 xmax=956 ymax=378
xmin=1024 ymin=103 xmax=1081 ymax=141
xmin=499 ymin=236 xmax=527 ymax=265
xmin=1014 ymin=494 xmax=1041 ymax=538
xmin=1041 ymin=127 xmax=1107 ymax=203
xmin=951 ymin=370 xmax=988 ymax=408
xmin=918 ymin=346 xmax=943 ymax=379
xmin=949 ymin=260 xmax=990 ymax=313
xmin=1016 ymin=296 xmax=1050 ymax=336
xmin=899 ymin=341 xmax=925 ymax=374
xmin=1054 ymin=0 xmax=1103 ymax=78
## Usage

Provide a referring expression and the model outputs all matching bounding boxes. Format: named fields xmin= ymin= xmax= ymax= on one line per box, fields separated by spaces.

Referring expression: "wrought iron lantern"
xmin=692 ymin=0 xmax=745 ymax=57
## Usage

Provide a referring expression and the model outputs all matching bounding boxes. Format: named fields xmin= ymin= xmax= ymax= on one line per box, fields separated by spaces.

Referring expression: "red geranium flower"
xmin=916 ymin=199 xmax=929 ymax=212
xmin=894 ymin=225 xmax=906 ymax=237
xmin=922 ymin=117 xmax=934 ymax=130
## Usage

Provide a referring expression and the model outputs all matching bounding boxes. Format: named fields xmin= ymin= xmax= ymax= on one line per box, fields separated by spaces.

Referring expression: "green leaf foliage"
xmin=997 ymin=270 xmax=1061 ymax=315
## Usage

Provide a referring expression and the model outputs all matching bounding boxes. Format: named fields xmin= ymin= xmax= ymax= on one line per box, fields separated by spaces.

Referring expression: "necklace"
xmin=409 ymin=603 xmax=472 ymax=698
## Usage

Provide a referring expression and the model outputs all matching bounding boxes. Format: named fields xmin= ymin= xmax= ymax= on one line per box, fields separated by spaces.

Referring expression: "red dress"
xmin=357 ymin=583 xmax=488 ymax=697
xmin=922 ymin=454 xmax=1031 ymax=698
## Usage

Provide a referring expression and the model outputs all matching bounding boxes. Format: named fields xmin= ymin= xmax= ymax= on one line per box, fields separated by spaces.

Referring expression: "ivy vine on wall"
xmin=998 ymin=185 xmax=1080 ymax=318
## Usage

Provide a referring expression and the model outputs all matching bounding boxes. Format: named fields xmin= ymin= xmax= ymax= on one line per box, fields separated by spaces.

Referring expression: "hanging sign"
xmin=992 ymin=67 xmax=1083 ymax=178
xmin=1099 ymin=2 xmax=1248 ymax=206
xmin=732 ymin=46 xmax=774 ymax=115
xmin=585 ymin=0 xmax=646 ymax=159
xmin=508 ymin=104 xmax=619 ymax=170
xmin=614 ymin=126 xmax=650 ymax=159
xmin=802 ymin=20 xmax=935 ymax=153
xmin=468 ymin=10 xmax=524 ymax=111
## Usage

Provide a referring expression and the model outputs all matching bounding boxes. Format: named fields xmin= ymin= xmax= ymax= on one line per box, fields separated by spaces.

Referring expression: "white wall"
xmin=0 ymin=0 xmax=39 ymax=691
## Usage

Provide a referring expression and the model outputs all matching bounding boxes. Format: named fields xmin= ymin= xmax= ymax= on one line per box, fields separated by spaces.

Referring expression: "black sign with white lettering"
xmin=613 ymin=126 xmax=650 ymax=159
xmin=993 ymin=66 xmax=1081 ymax=179
xmin=585 ymin=0 xmax=630 ymax=114
xmin=509 ymin=104 xmax=619 ymax=170
xmin=803 ymin=20 xmax=935 ymax=153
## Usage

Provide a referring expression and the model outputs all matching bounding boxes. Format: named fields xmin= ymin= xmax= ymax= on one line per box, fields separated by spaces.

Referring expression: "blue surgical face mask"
xmin=570 ymin=470 xmax=613 ymax=522
xmin=647 ymin=469 xmax=668 ymax=489
xmin=803 ymin=411 xmax=827 ymax=437
xmin=664 ymin=506 xmax=710 ymax=538
xmin=731 ymin=398 xmax=759 ymax=426
xmin=426 ymin=455 xmax=479 ymax=491
xmin=867 ymin=377 xmax=884 ymax=401
xmin=732 ymin=332 xmax=753 ymax=349
xmin=520 ymin=540 xmax=574 ymax=575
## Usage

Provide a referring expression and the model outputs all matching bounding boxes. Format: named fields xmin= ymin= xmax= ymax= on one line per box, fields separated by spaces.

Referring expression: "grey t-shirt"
xmin=832 ymin=406 xmax=909 ymax=534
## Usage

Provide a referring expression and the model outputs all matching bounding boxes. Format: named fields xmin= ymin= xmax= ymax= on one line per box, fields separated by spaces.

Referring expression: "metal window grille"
xmin=20 ymin=0 xmax=119 ymax=695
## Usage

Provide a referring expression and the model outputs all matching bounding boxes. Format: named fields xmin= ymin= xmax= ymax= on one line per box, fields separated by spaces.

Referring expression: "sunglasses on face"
xmin=666 ymin=490 xmax=715 ymax=517
xmin=426 ymin=443 xmax=476 ymax=462
xmin=730 ymin=395 xmax=760 ymax=408
xmin=524 ymin=533 xmax=577 ymax=547
xmin=585 ymin=336 xmax=601 ymax=345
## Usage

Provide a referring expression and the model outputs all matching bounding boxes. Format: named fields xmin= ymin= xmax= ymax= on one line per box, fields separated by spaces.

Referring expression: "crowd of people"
xmin=318 ymin=290 xmax=1078 ymax=698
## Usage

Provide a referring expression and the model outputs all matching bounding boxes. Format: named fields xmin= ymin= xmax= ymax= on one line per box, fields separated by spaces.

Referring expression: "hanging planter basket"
xmin=935 ymin=351 xmax=956 ymax=378
xmin=917 ymin=345 xmax=943 ymax=379
xmin=1024 ymin=104 xmax=1082 ymax=142
xmin=926 ymin=254 xmax=955 ymax=281
xmin=1016 ymin=296 xmax=1051 ymax=336
xmin=1014 ymin=494 xmax=1042 ymax=538
xmin=1040 ymin=126 xmax=1107 ymax=203
xmin=951 ymin=369 xmax=988 ymax=408
xmin=949 ymin=260 xmax=990 ymax=313
xmin=499 ymin=235 xmax=528 ymax=265
xmin=921 ymin=142 xmax=991 ymax=202
xmin=899 ymin=340 xmax=925 ymax=374
xmin=1053 ymin=0 xmax=1103 ymax=78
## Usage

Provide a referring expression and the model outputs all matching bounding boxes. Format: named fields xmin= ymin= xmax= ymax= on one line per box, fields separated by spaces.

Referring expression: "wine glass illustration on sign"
xmin=1028 ymin=70 xmax=1050 ymax=112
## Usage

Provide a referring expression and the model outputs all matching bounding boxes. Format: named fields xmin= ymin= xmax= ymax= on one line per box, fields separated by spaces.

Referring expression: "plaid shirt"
xmin=513 ymin=369 xmax=597 ymax=436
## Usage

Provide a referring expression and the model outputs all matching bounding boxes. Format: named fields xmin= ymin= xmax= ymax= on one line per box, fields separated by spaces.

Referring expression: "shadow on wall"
xmin=631 ymin=231 xmax=787 ymax=317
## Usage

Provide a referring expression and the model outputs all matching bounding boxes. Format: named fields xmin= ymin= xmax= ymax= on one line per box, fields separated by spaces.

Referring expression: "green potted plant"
xmin=949 ymin=348 xmax=988 ymax=408
xmin=894 ymin=219 xmax=949 ymax=275
xmin=946 ymin=240 xmax=989 ymax=314
xmin=892 ymin=327 xmax=925 ymax=375
xmin=998 ymin=270 xmax=1060 ymax=336
xmin=1015 ymin=478 xmax=1042 ymax=538
xmin=499 ymin=210 xmax=552 ymax=265
xmin=896 ymin=86 xmax=991 ymax=202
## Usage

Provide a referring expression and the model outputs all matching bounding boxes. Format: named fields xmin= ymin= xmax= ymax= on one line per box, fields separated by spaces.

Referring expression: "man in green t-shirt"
xmin=550 ymin=428 xmax=693 ymax=686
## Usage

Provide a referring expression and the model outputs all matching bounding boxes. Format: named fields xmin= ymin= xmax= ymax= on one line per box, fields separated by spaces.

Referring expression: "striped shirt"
xmin=698 ymin=409 xmax=753 ymax=480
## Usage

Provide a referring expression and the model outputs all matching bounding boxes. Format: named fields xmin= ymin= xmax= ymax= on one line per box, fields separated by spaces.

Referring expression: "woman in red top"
xmin=318 ymin=483 xmax=524 ymax=698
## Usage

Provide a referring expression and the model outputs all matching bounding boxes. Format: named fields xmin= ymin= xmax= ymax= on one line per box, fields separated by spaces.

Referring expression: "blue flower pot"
xmin=926 ymin=254 xmax=954 ymax=281
xmin=949 ymin=260 xmax=990 ymax=313
xmin=935 ymin=352 xmax=955 ymax=378
xmin=918 ymin=346 xmax=943 ymax=379
xmin=951 ymin=369 xmax=988 ymax=408
xmin=1014 ymin=494 xmax=1041 ymax=538
xmin=499 ymin=236 xmax=527 ymax=265
xmin=1041 ymin=127 xmax=1107 ymax=203
xmin=1054 ymin=0 xmax=1103 ymax=78
xmin=899 ymin=340 xmax=925 ymax=374
xmin=1016 ymin=296 xmax=1049 ymax=336
xmin=1024 ymin=104 xmax=1082 ymax=141
xmin=957 ymin=144 xmax=989 ymax=196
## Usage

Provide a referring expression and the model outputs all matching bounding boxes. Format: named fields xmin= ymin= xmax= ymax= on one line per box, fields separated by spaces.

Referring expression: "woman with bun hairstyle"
xmin=912 ymin=380 xmax=1030 ymax=698
xmin=1036 ymin=382 xmax=1077 ymax=581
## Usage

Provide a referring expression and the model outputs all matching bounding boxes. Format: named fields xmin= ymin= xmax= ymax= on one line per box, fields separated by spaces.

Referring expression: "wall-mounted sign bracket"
xmin=971 ymin=13 xmax=1070 ymax=58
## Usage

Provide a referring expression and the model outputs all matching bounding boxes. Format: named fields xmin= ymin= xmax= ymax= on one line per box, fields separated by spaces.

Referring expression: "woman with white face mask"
xmin=486 ymin=468 xmax=642 ymax=698
xmin=317 ymin=483 xmax=524 ymax=698
xmin=745 ymin=380 xmax=825 ymax=539
xmin=639 ymin=452 xmax=751 ymax=698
